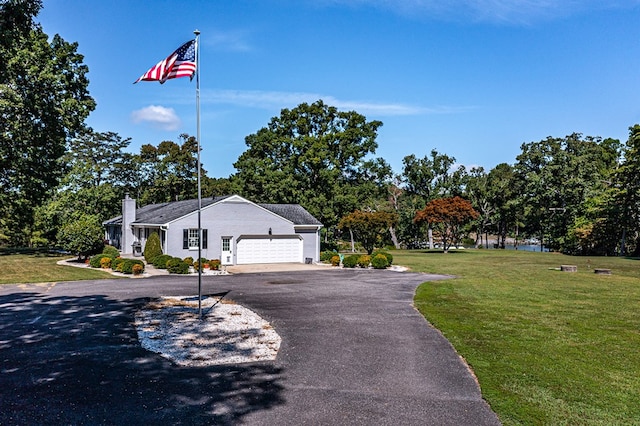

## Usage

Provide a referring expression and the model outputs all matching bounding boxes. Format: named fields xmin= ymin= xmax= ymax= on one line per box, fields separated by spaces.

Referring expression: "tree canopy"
xmin=1 ymin=0 xmax=95 ymax=245
xmin=338 ymin=210 xmax=398 ymax=254
xmin=414 ymin=197 xmax=479 ymax=252
xmin=232 ymin=100 xmax=390 ymax=230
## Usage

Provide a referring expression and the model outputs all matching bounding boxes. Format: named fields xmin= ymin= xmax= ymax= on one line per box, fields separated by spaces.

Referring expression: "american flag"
xmin=134 ymin=39 xmax=196 ymax=84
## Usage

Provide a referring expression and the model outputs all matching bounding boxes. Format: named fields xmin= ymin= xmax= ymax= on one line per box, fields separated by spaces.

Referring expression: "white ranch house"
xmin=104 ymin=194 xmax=323 ymax=265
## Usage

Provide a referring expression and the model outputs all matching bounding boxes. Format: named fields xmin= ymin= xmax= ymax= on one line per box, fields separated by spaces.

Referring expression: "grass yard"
xmin=394 ymin=249 xmax=640 ymax=425
xmin=0 ymin=251 xmax=118 ymax=285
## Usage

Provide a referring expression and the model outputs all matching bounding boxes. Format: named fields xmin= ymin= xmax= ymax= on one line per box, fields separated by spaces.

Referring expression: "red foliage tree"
xmin=414 ymin=197 xmax=479 ymax=252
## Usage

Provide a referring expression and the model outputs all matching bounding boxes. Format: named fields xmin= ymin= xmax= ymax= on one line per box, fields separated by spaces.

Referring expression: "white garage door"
xmin=236 ymin=237 xmax=303 ymax=264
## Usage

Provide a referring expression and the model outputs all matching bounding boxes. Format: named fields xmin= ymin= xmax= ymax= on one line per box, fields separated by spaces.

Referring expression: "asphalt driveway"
xmin=0 ymin=269 xmax=500 ymax=425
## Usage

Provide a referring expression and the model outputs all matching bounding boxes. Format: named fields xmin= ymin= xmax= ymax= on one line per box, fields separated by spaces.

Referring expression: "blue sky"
xmin=39 ymin=0 xmax=640 ymax=178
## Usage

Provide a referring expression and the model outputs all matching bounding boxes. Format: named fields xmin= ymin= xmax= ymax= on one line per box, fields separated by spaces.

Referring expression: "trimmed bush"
xmin=132 ymin=263 xmax=144 ymax=275
xmin=122 ymin=259 xmax=144 ymax=274
xmin=330 ymin=255 xmax=341 ymax=266
xmin=342 ymin=254 xmax=359 ymax=268
xmin=167 ymin=257 xmax=189 ymax=274
xmin=209 ymin=259 xmax=221 ymax=270
xmin=357 ymin=255 xmax=371 ymax=268
xmin=371 ymin=250 xmax=393 ymax=265
xmin=102 ymin=245 xmax=120 ymax=258
xmin=100 ymin=257 xmax=112 ymax=269
xmin=143 ymin=232 xmax=162 ymax=263
xmin=89 ymin=254 xmax=108 ymax=268
xmin=193 ymin=257 xmax=208 ymax=271
xmin=153 ymin=254 xmax=173 ymax=269
xmin=183 ymin=256 xmax=194 ymax=266
xmin=371 ymin=253 xmax=390 ymax=269
xmin=112 ymin=257 xmax=125 ymax=272
xmin=320 ymin=251 xmax=337 ymax=262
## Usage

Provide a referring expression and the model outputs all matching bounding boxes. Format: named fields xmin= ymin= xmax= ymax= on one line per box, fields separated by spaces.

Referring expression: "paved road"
xmin=0 ymin=269 xmax=500 ymax=425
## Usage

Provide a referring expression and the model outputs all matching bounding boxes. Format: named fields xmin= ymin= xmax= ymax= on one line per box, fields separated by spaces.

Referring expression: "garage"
xmin=236 ymin=235 xmax=303 ymax=264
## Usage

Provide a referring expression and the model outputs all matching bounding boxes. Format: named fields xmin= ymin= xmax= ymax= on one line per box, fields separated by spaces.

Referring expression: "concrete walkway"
xmin=0 ymin=269 xmax=500 ymax=425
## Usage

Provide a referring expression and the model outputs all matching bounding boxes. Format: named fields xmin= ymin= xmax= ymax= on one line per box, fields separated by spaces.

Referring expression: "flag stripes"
xmin=134 ymin=39 xmax=196 ymax=84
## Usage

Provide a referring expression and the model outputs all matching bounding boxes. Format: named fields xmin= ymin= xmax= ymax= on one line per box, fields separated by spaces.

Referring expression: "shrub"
xmin=100 ymin=257 xmax=112 ymax=269
xmin=167 ymin=257 xmax=189 ymax=274
xmin=371 ymin=253 xmax=390 ymax=269
xmin=183 ymin=256 xmax=194 ymax=266
xmin=143 ymin=232 xmax=162 ymax=263
xmin=193 ymin=257 xmax=208 ymax=271
xmin=357 ymin=255 xmax=371 ymax=268
xmin=89 ymin=254 xmax=107 ymax=268
xmin=112 ymin=257 xmax=125 ymax=272
xmin=209 ymin=259 xmax=221 ymax=270
xmin=56 ymin=214 xmax=105 ymax=260
xmin=132 ymin=263 xmax=144 ymax=276
xmin=102 ymin=245 xmax=120 ymax=258
xmin=153 ymin=254 xmax=173 ymax=269
xmin=122 ymin=259 xmax=144 ymax=274
xmin=371 ymin=250 xmax=393 ymax=265
xmin=320 ymin=251 xmax=337 ymax=262
xmin=330 ymin=255 xmax=341 ymax=266
xmin=342 ymin=254 xmax=359 ymax=268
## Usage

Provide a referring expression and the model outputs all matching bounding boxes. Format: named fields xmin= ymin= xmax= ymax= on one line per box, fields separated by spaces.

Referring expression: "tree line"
xmin=3 ymin=1 xmax=640 ymax=256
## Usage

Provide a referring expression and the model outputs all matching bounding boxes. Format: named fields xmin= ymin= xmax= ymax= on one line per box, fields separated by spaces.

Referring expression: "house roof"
xmin=104 ymin=195 xmax=322 ymax=227
xmin=259 ymin=204 xmax=322 ymax=226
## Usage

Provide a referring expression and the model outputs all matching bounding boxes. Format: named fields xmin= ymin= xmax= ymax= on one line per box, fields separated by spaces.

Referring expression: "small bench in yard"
xmin=560 ymin=265 xmax=577 ymax=272
xmin=594 ymin=268 xmax=612 ymax=275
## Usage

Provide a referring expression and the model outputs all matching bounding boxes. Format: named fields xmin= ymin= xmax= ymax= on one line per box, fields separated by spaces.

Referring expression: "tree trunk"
xmin=389 ymin=226 xmax=400 ymax=249
xmin=428 ymin=227 xmax=433 ymax=249
xmin=349 ymin=228 xmax=355 ymax=253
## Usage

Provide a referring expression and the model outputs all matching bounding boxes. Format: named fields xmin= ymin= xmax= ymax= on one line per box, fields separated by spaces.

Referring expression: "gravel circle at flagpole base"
xmin=135 ymin=296 xmax=281 ymax=366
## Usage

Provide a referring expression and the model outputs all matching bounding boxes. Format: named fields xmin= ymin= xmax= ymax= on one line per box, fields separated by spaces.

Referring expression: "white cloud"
xmin=130 ymin=105 xmax=181 ymax=131
xmin=200 ymin=89 xmax=471 ymax=116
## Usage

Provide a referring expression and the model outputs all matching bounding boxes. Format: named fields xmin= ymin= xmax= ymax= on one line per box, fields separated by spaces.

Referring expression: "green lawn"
xmin=394 ymin=249 xmax=640 ymax=425
xmin=0 ymin=252 xmax=118 ymax=285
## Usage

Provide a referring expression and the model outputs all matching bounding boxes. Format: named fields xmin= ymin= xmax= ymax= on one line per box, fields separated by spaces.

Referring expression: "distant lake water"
xmin=504 ymin=244 xmax=549 ymax=252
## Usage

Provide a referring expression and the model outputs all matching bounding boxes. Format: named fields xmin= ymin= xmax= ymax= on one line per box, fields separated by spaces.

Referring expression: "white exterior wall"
xmin=121 ymin=195 xmax=136 ymax=255
xmin=162 ymin=198 xmax=320 ymax=264
xmin=296 ymin=228 xmax=321 ymax=263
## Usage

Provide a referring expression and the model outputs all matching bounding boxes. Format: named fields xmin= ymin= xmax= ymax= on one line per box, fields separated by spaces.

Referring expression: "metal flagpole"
xmin=194 ymin=29 xmax=202 ymax=319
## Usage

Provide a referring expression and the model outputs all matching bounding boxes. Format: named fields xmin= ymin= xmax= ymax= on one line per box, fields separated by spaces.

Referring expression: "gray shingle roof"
xmin=103 ymin=195 xmax=322 ymax=227
xmin=259 ymin=204 xmax=322 ymax=226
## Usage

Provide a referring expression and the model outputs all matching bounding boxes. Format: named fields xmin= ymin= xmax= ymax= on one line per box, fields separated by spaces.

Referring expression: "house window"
xmin=183 ymin=229 xmax=208 ymax=250
xmin=188 ymin=229 xmax=199 ymax=249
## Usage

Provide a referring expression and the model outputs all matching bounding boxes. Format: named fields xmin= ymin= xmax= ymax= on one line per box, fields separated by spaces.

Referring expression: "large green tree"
xmin=465 ymin=167 xmax=494 ymax=248
xmin=33 ymin=130 xmax=134 ymax=245
xmin=138 ymin=134 xmax=206 ymax=204
xmin=400 ymin=149 xmax=466 ymax=248
xmin=56 ymin=213 xmax=104 ymax=260
xmin=613 ymin=124 xmax=640 ymax=256
xmin=0 ymin=0 xmax=95 ymax=245
xmin=232 ymin=100 xmax=389 ymax=230
xmin=514 ymin=134 xmax=621 ymax=253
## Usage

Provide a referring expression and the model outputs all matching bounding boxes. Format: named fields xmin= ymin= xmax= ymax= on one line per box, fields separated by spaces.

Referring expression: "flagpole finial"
xmin=194 ymin=29 xmax=200 ymax=36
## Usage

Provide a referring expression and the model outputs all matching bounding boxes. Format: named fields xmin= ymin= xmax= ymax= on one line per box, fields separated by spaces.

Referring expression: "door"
xmin=221 ymin=237 xmax=233 ymax=265
xmin=236 ymin=237 xmax=303 ymax=264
